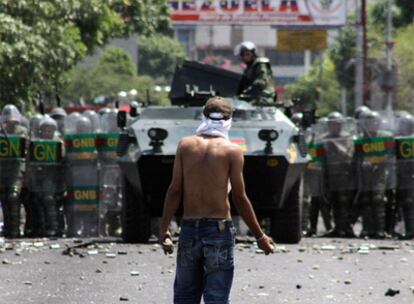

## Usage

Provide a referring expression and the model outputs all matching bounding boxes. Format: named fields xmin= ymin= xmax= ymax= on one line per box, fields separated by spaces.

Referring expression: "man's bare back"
xmin=159 ymin=96 xmax=274 ymax=257
xmin=180 ymin=135 xmax=239 ymax=220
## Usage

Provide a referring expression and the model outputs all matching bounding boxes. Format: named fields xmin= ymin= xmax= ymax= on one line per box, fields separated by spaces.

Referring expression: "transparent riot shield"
xmin=27 ymin=140 xmax=65 ymax=193
xmin=306 ymin=141 xmax=325 ymax=198
xmin=395 ymin=113 xmax=414 ymax=191
xmin=97 ymin=110 xmax=122 ymax=236
xmin=319 ymin=118 xmax=357 ymax=193
xmin=0 ymin=135 xmax=26 ymax=190
xmin=355 ymin=117 xmax=396 ymax=193
xmin=64 ymin=115 xmax=99 ymax=237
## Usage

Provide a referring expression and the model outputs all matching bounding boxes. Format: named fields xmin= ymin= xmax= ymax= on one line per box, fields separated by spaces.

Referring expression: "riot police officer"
xmin=356 ymin=110 xmax=395 ymax=238
xmin=304 ymin=117 xmax=333 ymax=236
xmin=65 ymin=115 xmax=99 ymax=237
xmin=235 ymin=41 xmax=276 ymax=106
xmin=0 ymin=105 xmax=28 ymax=237
xmin=395 ymin=113 xmax=414 ymax=239
xmin=27 ymin=116 xmax=64 ymax=237
xmin=49 ymin=107 xmax=67 ymax=137
xmin=322 ymin=112 xmax=356 ymax=237
xmin=98 ymin=109 xmax=122 ymax=236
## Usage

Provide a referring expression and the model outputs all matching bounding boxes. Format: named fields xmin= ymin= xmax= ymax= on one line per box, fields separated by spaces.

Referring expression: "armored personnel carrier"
xmin=117 ymin=60 xmax=309 ymax=244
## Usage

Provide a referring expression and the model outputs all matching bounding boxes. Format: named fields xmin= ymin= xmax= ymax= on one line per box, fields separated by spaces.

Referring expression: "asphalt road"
xmin=0 ymin=237 xmax=413 ymax=304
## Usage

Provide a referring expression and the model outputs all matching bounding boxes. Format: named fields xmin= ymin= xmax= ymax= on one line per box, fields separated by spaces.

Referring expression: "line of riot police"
xmin=297 ymin=106 xmax=414 ymax=239
xmin=0 ymin=104 xmax=122 ymax=238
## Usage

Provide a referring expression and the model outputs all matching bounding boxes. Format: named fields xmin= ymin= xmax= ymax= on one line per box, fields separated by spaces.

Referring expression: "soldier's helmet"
xmin=398 ymin=113 xmax=414 ymax=136
xmin=29 ymin=114 xmax=44 ymax=138
xmin=291 ymin=112 xmax=303 ymax=126
xmin=354 ymin=105 xmax=371 ymax=119
xmin=75 ymin=116 xmax=93 ymax=134
xmin=83 ymin=110 xmax=101 ymax=132
xmin=362 ymin=110 xmax=381 ymax=134
xmin=101 ymin=109 xmax=119 ymax=133
xmin=318 ymin=117 xmax=328 ymax=124
xmin=64 ymin=112 xmax=81 ymax=135
xmin=327 ymin=112 xmax=344 ymax=135
xmin=98 ymin=107 xmax=111 ymax=116
xmin=234 ymin=41 xmax=256 ymax=56
xmin=39 ymin=116 xmax=57 ymax=140
xmin=2 ymin=104 xmax=21 ymax=123
xmin=50 ymin=107 xmax=67 ymax=119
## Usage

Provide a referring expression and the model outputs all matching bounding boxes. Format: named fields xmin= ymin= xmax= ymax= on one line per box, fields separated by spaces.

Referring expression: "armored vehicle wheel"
xmin=270 ymin=178 xmax=303 ymax=244
xmin=121 ymin=178 xmax=151 ymax=243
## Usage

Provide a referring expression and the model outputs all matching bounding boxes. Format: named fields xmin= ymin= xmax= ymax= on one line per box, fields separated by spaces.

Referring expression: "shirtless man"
xmin=160 ymin=96 xmax=275 ymax=304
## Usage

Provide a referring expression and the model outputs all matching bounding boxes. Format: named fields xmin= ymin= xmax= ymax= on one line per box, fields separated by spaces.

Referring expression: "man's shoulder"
xmin=255 ymin=57 xmax=270 ymax=64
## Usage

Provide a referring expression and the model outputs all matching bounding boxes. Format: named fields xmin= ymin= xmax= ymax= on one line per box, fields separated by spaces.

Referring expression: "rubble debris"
xmin=385 ymin=288 xmax=400 ymax=297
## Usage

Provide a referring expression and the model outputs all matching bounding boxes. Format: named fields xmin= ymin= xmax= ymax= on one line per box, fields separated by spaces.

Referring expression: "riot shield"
xmin=64 ymin=115 xmax=99 ymax=237
xmin=97 ymin=110 xmax=122 ymax=236
xmin=354 ymin=119 xmax=395 ymax=193
xmin=305 ymin=141 xmax=325 ymax=198
xmin=319 ymin=118 xmax=357 ymax=193
xmin=27 ymin=139 xmax=64 ymax=193
xmin=394 ymin=115 xmax=414 ymax=190
xmin=0 ymin=135 xmax=26 ymax=190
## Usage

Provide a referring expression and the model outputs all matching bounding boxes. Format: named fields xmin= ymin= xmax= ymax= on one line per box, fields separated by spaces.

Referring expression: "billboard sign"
xmin=169 ymin=0 xmax=347 ymax=27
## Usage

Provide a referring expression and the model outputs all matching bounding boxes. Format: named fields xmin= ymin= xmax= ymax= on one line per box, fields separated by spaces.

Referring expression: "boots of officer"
xmin=372 ymin=193 xmax=386 ymax=239
xmin=360 ymin=194 xmax=374 ymax=238
xmin=401 ymin=196 xmax=414 ymax=239
xmin=43 ymin=194 xmax=58 ymax=237
xmin=8 ymin=190 xmax=21 ymax=238
xmin=1 ymin=196 xmax=10 ymax=237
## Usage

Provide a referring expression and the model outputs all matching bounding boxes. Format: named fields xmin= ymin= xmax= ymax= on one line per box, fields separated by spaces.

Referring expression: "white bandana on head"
xmin=196 ymin=112 xmax=232 ymax=140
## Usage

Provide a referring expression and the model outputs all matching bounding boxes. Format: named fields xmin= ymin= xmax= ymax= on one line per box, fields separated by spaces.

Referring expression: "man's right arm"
xmin=229 ymin=146 xmax=275 ymax=255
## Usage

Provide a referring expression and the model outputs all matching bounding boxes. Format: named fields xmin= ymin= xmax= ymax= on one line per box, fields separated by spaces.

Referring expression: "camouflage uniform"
xmin=238 ymin=57 xmax=276 ymax=106
xmin=0 ymin=105 xmax=28 ymax=237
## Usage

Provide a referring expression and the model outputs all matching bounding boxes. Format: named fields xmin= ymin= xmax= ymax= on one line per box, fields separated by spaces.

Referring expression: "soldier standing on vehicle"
xmin=321 ymin=112 xmax=356 ymax=237
xmin=395 ymin=113 xmax=414 ymax=239
xmin=235 ymin=41 xmax=276 ymax=106
xmin=159 ymin=97 xmax=275 ymax=304
xmin=0 ymin=105 xmax=28 ymax=237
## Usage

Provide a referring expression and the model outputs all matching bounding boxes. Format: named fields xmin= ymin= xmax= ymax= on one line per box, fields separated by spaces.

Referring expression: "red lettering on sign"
xmin=262 ymin=0 xmax=275 ymax=11
xmin=245 ymin=0 xmax=259 ymax=12
xmin=220 ymin=0 xmax=240 ymax=12
xmin=201 ymin=0 xmax=216 ymax=11
xmin=279 ymin=0 xmax=299 ymax=12
xmin=183 ymin=0 xmax=197 ymax=11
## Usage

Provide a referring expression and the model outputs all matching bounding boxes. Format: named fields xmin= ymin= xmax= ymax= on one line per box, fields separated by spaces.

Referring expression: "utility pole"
xmin=355 ymin=0 xmax=364 ymax=109
xmin=362 ymin=0 xmax=369 ymax=105
xmin=385 ymin=0 xmax=394 ymax=112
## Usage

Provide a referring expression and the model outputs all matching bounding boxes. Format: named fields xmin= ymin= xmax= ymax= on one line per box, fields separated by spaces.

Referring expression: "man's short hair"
xmin=203 ymin=97 xmax=233 ymax=120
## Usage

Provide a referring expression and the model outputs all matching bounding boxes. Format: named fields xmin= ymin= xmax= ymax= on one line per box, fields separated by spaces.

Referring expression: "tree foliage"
xmin=137 ymin=34 xmax=185 ymax=81
xmin=63 ymin=47 xmax=169 ymax=106
xmin=329 ymin=25 xmax=357 ymax=91
xmin=286 ymin=57 xmax=341 ymax=116
xmin=394 ymin=24 xmax=414 ymax=112
xmin=0 ymin=0 xmax=170 ymax=108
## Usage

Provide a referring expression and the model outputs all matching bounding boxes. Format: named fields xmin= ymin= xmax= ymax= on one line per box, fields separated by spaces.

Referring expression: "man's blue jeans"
xmin=174 ymin=219 xmax=236 ymax=304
